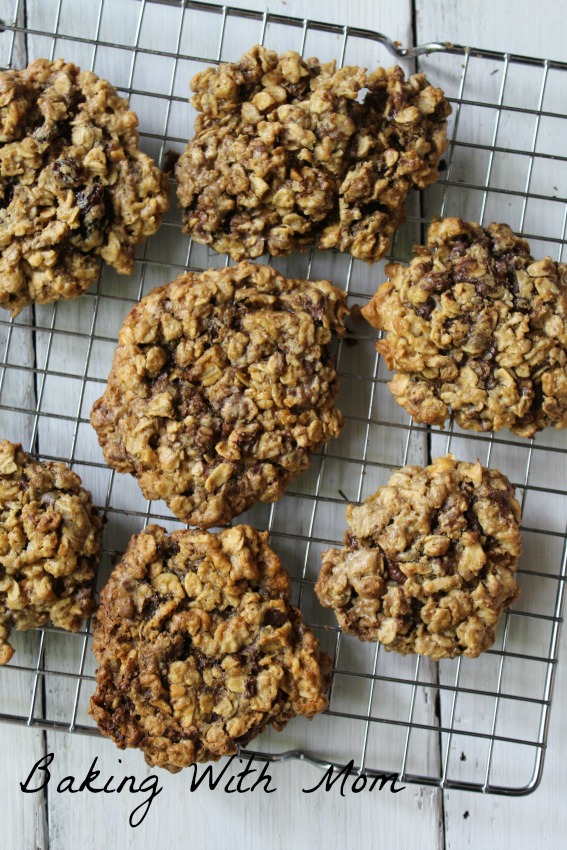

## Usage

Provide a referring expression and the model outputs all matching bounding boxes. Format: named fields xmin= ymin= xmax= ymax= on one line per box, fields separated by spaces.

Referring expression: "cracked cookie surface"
xmin=0 ymin=58 xmax=169 ymax=316
xmin=0 ymin=440 xmax=102 ymax=664
xmin=315 ymin=455 xmax=522 ymax=659
xmin=90 ymin=523 xmax=331 ymax=771
xmin=91 ymin=261 xmax=348 ymax=527
xmin=176 ymin=45 xmax=450 ymax=262
xmin=362 ymin=218 xmax=567 ymax=437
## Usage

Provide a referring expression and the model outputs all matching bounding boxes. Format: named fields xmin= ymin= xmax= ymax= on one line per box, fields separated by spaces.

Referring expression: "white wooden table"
xmin=1 ymin=1 xmax=566 ymax=848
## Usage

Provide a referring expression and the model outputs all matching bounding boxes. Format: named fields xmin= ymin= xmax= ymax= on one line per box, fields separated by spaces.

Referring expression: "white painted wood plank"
xmin=20 ymin=731 xmax=441 ymax=850
xmin=0 ymin=2 xmax=48 ymax=847
xmin=12 ymin=0 xmax=446 ymax=848
xmin=415 ymin=1 xmax=567 ymax=847
xmin=416 ymin=0 xmax=567 ymax=62
xmin=13 ymin=0 xmax=565 ymax=847
xmin=0 ymin=724 xmax=48 ymax=850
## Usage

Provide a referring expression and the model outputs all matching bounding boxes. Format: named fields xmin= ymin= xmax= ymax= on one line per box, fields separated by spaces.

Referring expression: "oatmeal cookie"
xmin=91 ymin=261 xmax=348 ymax=527
xmin=90 ymin=523 xmax=331 ymax=771
xmin=315 ymin=455 xmax=522 ymax=659
xmin=362 ymin=218 xmax=567 ymax=437
xmin=0 ymin=440 xmax=102 ymax=664
xmin=176 ymin=45 xmax=450 ymax=262
xmin=0 ymin=58 xmax=169 ymax=316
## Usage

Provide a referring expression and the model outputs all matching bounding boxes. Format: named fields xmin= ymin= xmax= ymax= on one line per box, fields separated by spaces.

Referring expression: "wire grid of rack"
xmin=0 ymin=0 xmax=566 ymax=796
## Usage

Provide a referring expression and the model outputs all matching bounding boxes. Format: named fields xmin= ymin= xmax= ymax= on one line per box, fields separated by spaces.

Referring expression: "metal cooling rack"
xmin=0 ymin=0 xmax=566 ymax=796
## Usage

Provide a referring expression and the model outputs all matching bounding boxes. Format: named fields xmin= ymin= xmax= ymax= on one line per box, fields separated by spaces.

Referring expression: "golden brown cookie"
xmin=90 ymin=261 xmax=348 ymax=527
xmin=315 ymin=455 xmax=522 ymax=660
xmin=362 ymin=218 xmax=567 ymax=437
xmin=176 ymin=45 xmax=450 ymax=262
xmin=0 ymin=440 xmax=102 ymax=664
xmin=0 ymin=58 xmax=169 ymax=316
xmin=90 ymin=523 xmax=331 ymax=771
